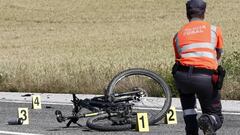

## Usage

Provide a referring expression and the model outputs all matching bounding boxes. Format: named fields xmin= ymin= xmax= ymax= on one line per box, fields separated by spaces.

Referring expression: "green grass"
xmin=0 ymin=0 xmax=239 ymax=99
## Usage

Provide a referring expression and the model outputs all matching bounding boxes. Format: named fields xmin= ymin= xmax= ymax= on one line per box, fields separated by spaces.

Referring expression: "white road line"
xmin=1 ymin=100 xmax=240 ymax=115
xmin=133 ymin=106 xmax=240 ymax=115
xmin=0 ymin=100 xmax=72 ymax=106
xmin=133 ymin=106 xmax=240 ymax=116
xmin=0 ymin=130 xmax=43 ymax=135
xmin=175 ymin=109 xmax=240 ymax=116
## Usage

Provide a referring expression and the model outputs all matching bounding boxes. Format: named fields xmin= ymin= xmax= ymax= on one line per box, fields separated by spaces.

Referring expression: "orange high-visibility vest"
xmin=173 ymin=20 xmax=223 ymax=70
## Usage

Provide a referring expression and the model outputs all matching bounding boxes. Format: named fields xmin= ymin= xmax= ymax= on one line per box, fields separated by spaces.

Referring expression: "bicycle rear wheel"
xmin=86 ymin=114 xmax=132 ymax=131
xmin=87 ymin=68 xmax=172 ymax=131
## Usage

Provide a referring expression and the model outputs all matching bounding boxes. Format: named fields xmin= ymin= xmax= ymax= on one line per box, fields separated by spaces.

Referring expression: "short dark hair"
xmin=186 ymin=0 xmax=206 ymax=19
xmin=187 ymin=8 xmax=205 ymax=19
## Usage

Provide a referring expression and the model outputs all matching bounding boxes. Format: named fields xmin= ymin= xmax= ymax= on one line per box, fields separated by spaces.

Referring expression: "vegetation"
xmin=0 ymin=0 xmax=239 ymax=99
xmin=221 ymin=50 xmax=240 ymax=99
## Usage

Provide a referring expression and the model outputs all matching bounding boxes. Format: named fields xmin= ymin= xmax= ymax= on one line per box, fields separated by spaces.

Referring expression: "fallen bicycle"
xmin=55 ymin=68 xmax=172 ymax=131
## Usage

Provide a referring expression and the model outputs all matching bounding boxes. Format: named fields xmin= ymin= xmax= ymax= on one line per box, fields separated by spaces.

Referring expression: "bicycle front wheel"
xmin=106 ymin=68 xmax=172 ymax=125
xmin=87 ymin=68 xmax=172 ymax=131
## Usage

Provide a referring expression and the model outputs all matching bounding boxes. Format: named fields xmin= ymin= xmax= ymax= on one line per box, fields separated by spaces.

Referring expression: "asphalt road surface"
xmin=0 ymin=102 xmax=240 ymax=135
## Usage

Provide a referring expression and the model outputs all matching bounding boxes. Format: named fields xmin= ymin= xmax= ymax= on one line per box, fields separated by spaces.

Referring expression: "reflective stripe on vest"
xmin=175 ymin=34 xmax=181 ymax=57
xmin=183 ymin=108 xmax=197 ymax=116
xmin=211 ymin=25 xmax=217 ymax=46
xmin=181 ymin=42 xmax=215 ymax=52
xmin=175 ymin=25 xmax=218 ymax=60
xmin=182 ymin=52 xmax=216 ymax=59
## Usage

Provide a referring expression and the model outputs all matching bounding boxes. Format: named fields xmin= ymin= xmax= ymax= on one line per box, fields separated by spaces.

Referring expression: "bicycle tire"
xmin=86 ymin=114 xmax=132 ymax=131
xmin=87 ymin=68 xmax=172 ymax=131
xmin=108 ymin=68 xmax=171 ymax=124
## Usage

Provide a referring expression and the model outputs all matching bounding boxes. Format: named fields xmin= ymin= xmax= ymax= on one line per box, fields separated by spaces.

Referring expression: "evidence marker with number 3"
xmin=18 ymin=108 xmax=29 ymax=125
xmin=165 ymin=106 xmax=177 ymax=124
xmin=136 ymin=113 xmax=149 ymax=132
xmin=32 ymin=95 xmax=42 ymax=109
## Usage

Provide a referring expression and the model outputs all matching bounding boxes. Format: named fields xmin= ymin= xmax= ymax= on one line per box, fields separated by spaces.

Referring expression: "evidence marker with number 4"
xmin=18 ymin=108 xmax=29 ymax=125
xmin=32 ymin=95 xmax=42 ymax=109
xmin=165 ymin=106 xmax=177 ymax=124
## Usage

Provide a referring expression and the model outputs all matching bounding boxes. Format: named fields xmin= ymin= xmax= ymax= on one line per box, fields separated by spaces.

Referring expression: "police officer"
xmin=172 ymin=0 xmax=224 ymax=135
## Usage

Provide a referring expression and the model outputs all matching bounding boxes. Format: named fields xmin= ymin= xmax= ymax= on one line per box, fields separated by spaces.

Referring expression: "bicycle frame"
xmin=55 ymin=88 xmax=145 ymax=127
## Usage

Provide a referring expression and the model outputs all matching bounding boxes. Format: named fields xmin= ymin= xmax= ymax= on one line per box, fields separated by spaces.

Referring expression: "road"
xmin=0 ymin=102 xmax=240 ymax=135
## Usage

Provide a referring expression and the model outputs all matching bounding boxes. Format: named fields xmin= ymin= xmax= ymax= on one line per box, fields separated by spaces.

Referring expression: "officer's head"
xmin=186 ymin=0 xmax=206 ymax=21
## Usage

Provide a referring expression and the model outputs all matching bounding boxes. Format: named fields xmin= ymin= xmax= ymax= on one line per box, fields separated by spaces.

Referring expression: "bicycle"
xmin=55 ymin=68 xmax=172 ymax=131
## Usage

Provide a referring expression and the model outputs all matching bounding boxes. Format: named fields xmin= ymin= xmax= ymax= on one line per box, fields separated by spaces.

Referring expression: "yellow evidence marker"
xmin=18 ymin=108 xmax=29 ymax=125
xmin=136 ymin=112 xmax=149 ymax=132
xmin=165 ymin=106 xmax=177 ymax=124
xmin=32 ymin=95 xmax=42 ymax=109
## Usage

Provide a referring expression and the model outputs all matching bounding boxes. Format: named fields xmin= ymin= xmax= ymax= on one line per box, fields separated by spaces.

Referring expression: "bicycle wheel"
xmin=86 ymin=114 xmax=132 ymax=131
xmin=87 ymin=68 xmax=172 ymax=131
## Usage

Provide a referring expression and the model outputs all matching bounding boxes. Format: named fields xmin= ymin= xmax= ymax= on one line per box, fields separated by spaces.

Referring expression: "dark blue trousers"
xmin=173 ymin=70 xmax=223 ymax=135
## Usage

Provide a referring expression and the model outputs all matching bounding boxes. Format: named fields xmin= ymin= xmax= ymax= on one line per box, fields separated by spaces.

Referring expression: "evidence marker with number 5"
xmin=165 ymin=106 xmax=177 ymax=124
xmin=32 ymin=95 xmax=42 ymax=109
xmin=18 ymin=108 xmax=29 ymax=125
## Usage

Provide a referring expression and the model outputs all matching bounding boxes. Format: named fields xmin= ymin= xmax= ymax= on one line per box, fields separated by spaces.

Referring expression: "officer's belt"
xmin=177 ymin=65 xmax=215 ymax=75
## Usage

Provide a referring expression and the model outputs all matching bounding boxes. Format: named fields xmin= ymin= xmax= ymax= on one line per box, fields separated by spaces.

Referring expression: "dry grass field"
xmin=0 ymin=0 xmax=239 ymax=99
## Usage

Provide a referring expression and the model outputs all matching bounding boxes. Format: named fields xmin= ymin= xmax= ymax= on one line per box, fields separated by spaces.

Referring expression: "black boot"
xmin=198 ymin=114 xmax=216 ymax=135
